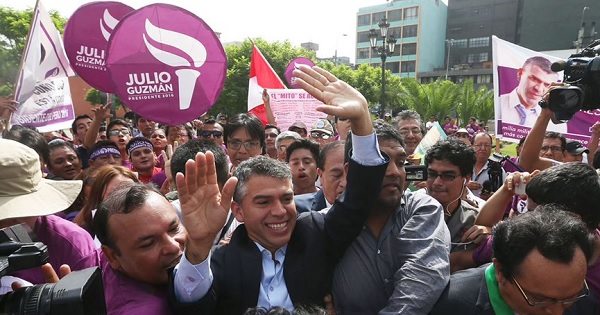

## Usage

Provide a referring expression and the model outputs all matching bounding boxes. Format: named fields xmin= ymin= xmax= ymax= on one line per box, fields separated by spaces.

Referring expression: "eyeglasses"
xmin=512 ymin=276 xmax=589 ymax=307
xmin=151 ymin=134 xmax=166 ymax=139
xmin=228 ymin=139 xmax=260 ymax=151
xmin=310 ymin=131 xmax=332 ymax=140
xmin=265 ymin=133 xmax=279 ymax=139
xmin=427 ymin=170 xmax=459 ymax=182
xmin=473 ymin=144 xmax=492 ymax=149
xmin=108 ymin=129 xmax=131 ymax=136
xmin=540 ymin=146 xmax=563 ymax=153
xmin=200 ymin=130 xmax=223 ymax=138
xmin=399 ymin=128 xmax=422 ymax=137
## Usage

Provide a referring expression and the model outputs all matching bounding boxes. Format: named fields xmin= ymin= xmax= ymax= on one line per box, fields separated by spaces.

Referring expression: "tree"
xmin=398 ymin=78 xmax=459 ymax=122
xmin=0 ymin=6 xmax=67 ymax=94
xmin=455 ymin=78 xmax=494 ymax=127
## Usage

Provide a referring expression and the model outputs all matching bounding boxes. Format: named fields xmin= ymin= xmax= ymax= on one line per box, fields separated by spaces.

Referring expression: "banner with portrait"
xmin=492 ymin=36 xmax=598 ymax=146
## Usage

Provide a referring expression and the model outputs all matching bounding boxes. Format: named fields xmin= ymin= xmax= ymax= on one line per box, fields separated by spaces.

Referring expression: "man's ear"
xmin=101 ymin=245 xmax=123 ymax=272
xmin=88 ymin=159 xmax=94 ymax=167
xmin=517 ymin=68 xmax=524 ymax=82
xmin=231 ymin=201 xmax=244 ymax=223
xmin=317 ymin=168 xmax=323 ymax=178
xmin=343 ymin=162 xmax=349 ymax=175
xmin=492 ymin=258 xmax=508 ymax=285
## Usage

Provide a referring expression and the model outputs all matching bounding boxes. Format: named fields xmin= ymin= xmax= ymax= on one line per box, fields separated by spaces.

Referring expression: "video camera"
xmin=0 ymin=224 xmax=106 ymax=315
xmin=544 ymin=39 xmax=600 ymax=121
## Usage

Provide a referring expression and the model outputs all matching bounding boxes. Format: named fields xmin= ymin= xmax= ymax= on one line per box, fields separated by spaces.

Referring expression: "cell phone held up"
xmin=405 ymin=165 xmax=427 ymax=181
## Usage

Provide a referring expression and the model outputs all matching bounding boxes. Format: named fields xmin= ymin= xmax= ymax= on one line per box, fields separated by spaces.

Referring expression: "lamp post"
xmin=334 ymin=34 xmax=348 ymax=65
xmin=445 ymin=39 xmax=455 ymax=80
xmin=576 ymin=6 xmax=590 ymax=53
xmin=369 ymin=18 xmax=397 ymax=118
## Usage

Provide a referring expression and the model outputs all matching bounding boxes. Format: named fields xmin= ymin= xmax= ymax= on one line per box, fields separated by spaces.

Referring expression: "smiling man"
xmin=94 ymin=183 xmax=184 ymax=314
xmin=170 ymin=65 xmax=388 ymax=314
xmin=126 ymin=137 xmax=165 ymax=188
xmin=46 ymin=140 xmax=82 ymax=180
xmin=394 ymin=109 xmax=424 ymax=156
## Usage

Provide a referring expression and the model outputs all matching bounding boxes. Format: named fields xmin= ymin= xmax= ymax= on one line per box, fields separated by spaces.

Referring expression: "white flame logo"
xmin=143 ymin=19 xmax=207 ymax=110
xmin=100 ymin=9 xmax=119 ymax=42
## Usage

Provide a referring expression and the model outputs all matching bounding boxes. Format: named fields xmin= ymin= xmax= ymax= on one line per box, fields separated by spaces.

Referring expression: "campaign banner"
xmin=106 ymin=3 xmax=227 ymax=125
xmin=268 ymin=89 xmax=327 ymax=131
xmin=492 ymin=35 xmax=598 ymax=144
xmin=284 ymin=57 xmax=315 ymax=89
xmin=413 ymin=122 xmax=447 ymax=162
xmin=63 ymin=1 xmax=134 ymax=93
xmin=12 ymin=1 xmax=76 ymax=132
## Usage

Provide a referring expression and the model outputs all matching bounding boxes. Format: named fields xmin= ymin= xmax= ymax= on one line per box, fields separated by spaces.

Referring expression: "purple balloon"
xmin=285 ymin=57 xmax=315 ymax=89
xmin=63 ymin=2 xmax=134 ymax=93
xmin=106 ymin=3 xmax=227 ymax=125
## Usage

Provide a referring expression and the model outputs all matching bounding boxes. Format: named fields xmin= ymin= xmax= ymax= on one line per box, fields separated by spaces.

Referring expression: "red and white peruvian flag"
xmin=248 ymin=45 xmax=286 ymax=125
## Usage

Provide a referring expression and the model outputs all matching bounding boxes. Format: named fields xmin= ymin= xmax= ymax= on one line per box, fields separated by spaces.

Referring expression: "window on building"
xmin=388 ymin=27 xmax=401 ymax=39
xmin=357 ymin=48 xmax=371 ymax=60
xmin=468 ymin=54 xmax=477 ymax=63
xmin=357 ymin=14 xmax=371 ymax=26
xmin=388 ymin=9 xmax=402 ymax=22
xmin=391 ymin=44 xmax=401 ymax=57
xmin=469 ymin=37 xmax=489 ymax=48
xmin=372 ymin=12 xmax=386 ymax=25
xmin=402 ymin=43 xmax=417 ymax=55
xmin=453 ymin=39 xmax=468 ymax=48
xmin=357 ymin=31 xmax=372 ymax=44
xmin=403 ymin=25 xmax=418 ymax=38
xmin=401 ymin=61 xmax=416 ymax=73
xmin=387 ymin=61 xmax=400 ymax=73
xmin=404 ymin=7 xmax=418 ymax=20
xmin=477 ymin=75 xmax=491 ymax=84
xmin=479 ymin=53 xmax=489 ymax=62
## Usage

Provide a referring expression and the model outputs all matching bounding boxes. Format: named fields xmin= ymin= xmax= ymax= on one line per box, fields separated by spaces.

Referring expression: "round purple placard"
xmin=284 ymin=57 xmax=315 ymax=88
xmin=63 ymin=1 xmax=134 ymax=92
xmin=106 ymin=3 xmax=227 ymax=125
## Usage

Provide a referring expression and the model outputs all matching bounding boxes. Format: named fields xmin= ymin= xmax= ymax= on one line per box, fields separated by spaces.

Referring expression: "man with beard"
xmin=286 ymin=138 xmax=320 ymax=196
xmin=332 ymin=121 xmax=450 ymax=315
xmin=126 ymin=137 xmax=165 ymax=188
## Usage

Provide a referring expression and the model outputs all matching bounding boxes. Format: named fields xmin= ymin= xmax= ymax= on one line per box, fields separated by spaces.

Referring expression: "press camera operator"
xmin=468 ymin=132 xmax=506 ymax=199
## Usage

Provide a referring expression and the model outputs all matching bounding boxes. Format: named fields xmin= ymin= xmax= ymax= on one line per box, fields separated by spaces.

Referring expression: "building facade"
xmin=355 ymin=0 xmax=448 ymax=78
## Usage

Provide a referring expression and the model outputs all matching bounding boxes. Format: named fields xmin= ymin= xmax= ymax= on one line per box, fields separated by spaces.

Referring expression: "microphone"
xmin=551 ymin=60 xmax=567 ymax=72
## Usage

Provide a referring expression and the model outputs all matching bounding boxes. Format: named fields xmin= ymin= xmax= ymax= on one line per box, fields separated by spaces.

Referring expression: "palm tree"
xmin=398 ymin=78 xmax=459 ymax=122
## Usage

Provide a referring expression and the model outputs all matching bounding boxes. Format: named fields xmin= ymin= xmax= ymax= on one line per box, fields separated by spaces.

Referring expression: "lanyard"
xmin=485 ymin=264 xmax=514 ymax=315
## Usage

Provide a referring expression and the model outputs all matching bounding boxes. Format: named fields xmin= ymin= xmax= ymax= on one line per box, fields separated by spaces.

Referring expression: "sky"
xmin=0 ymin=0 xmax=386 ymax=63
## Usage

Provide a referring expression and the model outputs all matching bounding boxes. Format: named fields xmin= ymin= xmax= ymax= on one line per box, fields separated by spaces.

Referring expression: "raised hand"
xmin=292 ymin=65 xmax=372 ymax=136
xmin=91 ymin=103 xmax=112 ymax=121
xmin=0 ymin=95 xmax=18 ymax=115
xmin=175 ymin=151 xmax=237 ymax=263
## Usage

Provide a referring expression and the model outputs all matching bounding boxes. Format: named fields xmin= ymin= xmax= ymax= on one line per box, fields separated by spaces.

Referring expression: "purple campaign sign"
xmin=63 ymin=2 xmax=134 ymax=93
xmin=285 ymin=57 xmax=315 ymax=88
xmin=106 ymin=4 xmax=227 ymax=125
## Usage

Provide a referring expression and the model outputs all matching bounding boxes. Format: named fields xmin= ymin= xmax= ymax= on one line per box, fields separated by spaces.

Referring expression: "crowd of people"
xmin=0 ymin=64 xmax=598 ymax=315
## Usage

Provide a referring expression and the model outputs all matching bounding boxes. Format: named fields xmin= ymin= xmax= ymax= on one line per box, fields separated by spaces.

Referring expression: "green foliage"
xmin=398 ymin=78 xmax=460 ymax=122
xmin=0 ymin=6 xmax=66 ymax=91
xmin=84 ymin=88 xmax=124 ymax=108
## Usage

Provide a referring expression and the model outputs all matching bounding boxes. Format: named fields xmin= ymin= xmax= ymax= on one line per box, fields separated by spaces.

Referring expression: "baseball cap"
xmin=0 ymin=139 xmax=83 ymax=221
xmin=456 ymin=128 xmax=469 ymax=134
xmin=566 ymin=139 xmax=589 ymax=156
xmin=288 ymin=121 xmax=307 ymax=132
xmin=311 ymin=118 xmax=334 ymax=136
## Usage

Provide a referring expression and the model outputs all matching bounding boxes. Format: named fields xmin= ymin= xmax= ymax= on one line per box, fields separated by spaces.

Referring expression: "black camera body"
xmin=0 ymin=224 xmax=106 ymax=315
xmin=405 ymin=165 xmax=427 ymax=181
xmin=546 ymin=39 xmax=600 ymax=121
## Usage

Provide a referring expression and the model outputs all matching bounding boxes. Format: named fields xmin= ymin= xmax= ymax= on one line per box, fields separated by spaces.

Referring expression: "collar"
xmin=485 ymin=264 xmax=514 ymax=315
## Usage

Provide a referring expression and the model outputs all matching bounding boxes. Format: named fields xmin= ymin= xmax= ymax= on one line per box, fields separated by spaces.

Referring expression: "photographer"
xmin=468 ymin=133 xmax=506 ymax=199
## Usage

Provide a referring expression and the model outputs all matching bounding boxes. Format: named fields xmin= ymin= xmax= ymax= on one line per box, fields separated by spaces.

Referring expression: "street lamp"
xmin=445 ymin=39 xmax=455 ymax=80
xmin=576 ymin=6 xmax=590 ymax=53
xmin=369 ymin=18 xmax=397 ymax=118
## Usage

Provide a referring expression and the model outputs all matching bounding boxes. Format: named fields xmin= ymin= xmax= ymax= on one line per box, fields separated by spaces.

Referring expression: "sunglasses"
xmin=108 ymin=129 xmax=131 ymax=136
xmin=200 ymin=130 xmax=223 ymax=138
xmin=311 ymin=131 xmax=332 ymax=140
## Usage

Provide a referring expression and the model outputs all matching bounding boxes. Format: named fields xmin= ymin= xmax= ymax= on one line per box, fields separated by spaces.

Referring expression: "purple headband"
xmin=90 ymin=147 xmax=121 ymax=160
xmin=127 ymin=140 xmax=154 ymax=156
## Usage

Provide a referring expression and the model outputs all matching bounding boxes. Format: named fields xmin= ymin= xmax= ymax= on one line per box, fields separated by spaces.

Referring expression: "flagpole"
xmin=7 ymin=0 xmax=41 ymax=130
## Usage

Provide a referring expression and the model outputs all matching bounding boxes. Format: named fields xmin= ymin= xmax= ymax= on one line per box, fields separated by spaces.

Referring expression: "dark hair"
xmin=318 ymin=141 xmax=345 ymax=170
xmin=4 ymin=127 xmax=50 ymax=164
xmin=125 ymin=136 xmax=154 ymax=154
xmin=107 ymin=119 xmax=132 ymax=133
xmin=424 ymin=139 xmax=476 ymax=177
xmin=544 ymin=131 xmax=566 ymax=150
xmin=493 ymin=205 xmax=595 ymax=280
xmin=47 ymin=140 xmax=78 ymax=168
xmin=523 ymin=56 xmax=553 ymax=74
xmin=170 ymin=139 xmax=229 ymax=188
xmin=94 ymin=183 xmax=157 ymax=254
xmin=526 ymin=162 xmax=600 ymax=230
xmin=285 ymin=138 xmax=320 ymax=164
xmin=123 ymin=111 xmax=136 ymax=121
xmin=243 ymin=306 xmax=326 ymax=315
xmin=232 ymin=156 xmax=291 ymax=204
xmin=594 ymin=150 xmax=600 ymax=170
xmin=71 ymin=114 xmax=92 ymax=133
xmin=345 ymin=119 xmax=404 ymax=164
xmin=224 ymin=113 xmax=265 ymax=154
xmin=265 ymin=124 xmax=281 ymax=134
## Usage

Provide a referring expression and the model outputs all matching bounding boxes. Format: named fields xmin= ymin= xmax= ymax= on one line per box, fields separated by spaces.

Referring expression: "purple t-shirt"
xmin=12 ymin=215 xmax=99 ymax=284
xmin=99 ymin=250 xmax=172 ymax=315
